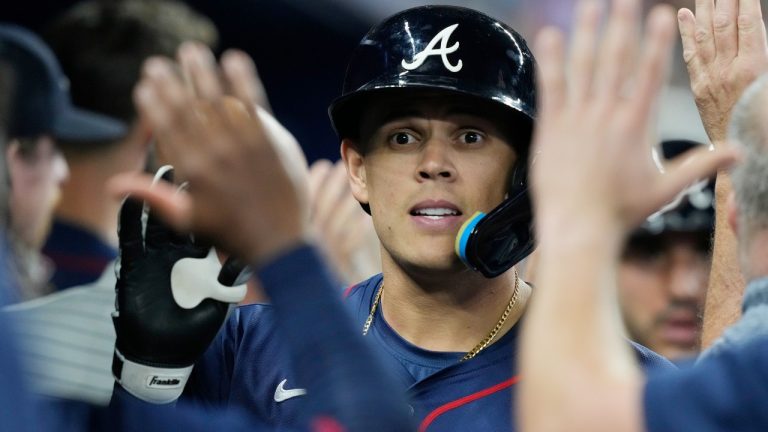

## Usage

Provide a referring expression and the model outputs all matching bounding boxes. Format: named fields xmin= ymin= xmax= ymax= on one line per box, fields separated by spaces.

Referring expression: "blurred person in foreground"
xmin=41 ymin=0 xmax=218 ymax=291
xmin=619 ymin=140 xmax=714 ymax=362
xmin=519 ymin=0 xmax=768 ymax=430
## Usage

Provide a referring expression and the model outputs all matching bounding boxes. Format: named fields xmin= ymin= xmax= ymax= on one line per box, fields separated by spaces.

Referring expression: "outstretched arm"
xmin=110 ymin=43 xmax=411 ymax=431
xmin=518 ymin=0 xmax=737 ymax=431
xmin=677 ymin=0 xmax=768 ymax=347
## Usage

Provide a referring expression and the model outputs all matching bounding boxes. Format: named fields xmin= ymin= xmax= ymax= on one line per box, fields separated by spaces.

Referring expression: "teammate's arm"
xmin=110 ymin=43 xmax=412 ymax=431
xmin=677 ymin=0 xmax=768 ymax=348
xmin=519 ymin=1 xmax=737 ymax=432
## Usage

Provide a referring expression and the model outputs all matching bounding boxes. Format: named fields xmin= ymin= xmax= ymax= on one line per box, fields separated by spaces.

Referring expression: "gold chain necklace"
xmin=362 ymin=269 xmax=520 ymax=362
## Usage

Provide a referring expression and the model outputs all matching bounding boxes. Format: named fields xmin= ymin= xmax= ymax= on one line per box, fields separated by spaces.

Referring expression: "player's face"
xmin=618 ymin=232 xmax=710 ymax=360
xmin=8 ymin=136 xmax=69 ymax=249
xmin=345 ymin=93 xmax=517 ymax=274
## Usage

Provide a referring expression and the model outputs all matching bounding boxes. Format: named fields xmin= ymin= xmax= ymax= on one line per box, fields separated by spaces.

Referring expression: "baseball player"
xmin=618 ymin=140 xmax=715 ymax=362
xmin=113 ymin=5 xmax=673 ymax=431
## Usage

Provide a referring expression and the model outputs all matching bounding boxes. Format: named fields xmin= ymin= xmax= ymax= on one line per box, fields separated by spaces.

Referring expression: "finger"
xmin=567 ymin=0 xmax=604 ymax=101
xmin=313 ymin=161 xmax=350 ymax=228
xmin=145 ymin=167 xmax=177 ymax=250
xmin=308 ymin=159 xmax=333 ymax=218
xmin=534 ymin=27 xmax=567 ymax=118
xmin=630 ymin=5 xmax=677 ymax=125
xmin=178 ymin=42 xmax=223 ymax=101
xmin=694 ymin=0 xmax=716 ymax=63
xmin=221 ymin=50 xmax=272 ymax=114
xmin=108 ymin=173 xmax=193 ymax=233
xmin=118 ymin=196 xmax=145 ymax=264
xmin=594 ymin=0 xmax=641 ymax=99
xmin=140 ymin=58 xmax=198 ymax=156
xmin=678 ymin=9 xmax=701 ymax=68
xmin=713 ymin=0 xmax=738 ymax=61
xmin=737 ymin=0 xmax=768 ymax=57
xmin=656 ymin=146 xmax=740 ymax=206
xmin=328 ymin=191 xmax=364 ymax=244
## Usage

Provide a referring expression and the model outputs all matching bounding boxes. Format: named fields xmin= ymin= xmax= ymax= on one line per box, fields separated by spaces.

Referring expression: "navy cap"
xmin=0 ymin=23 xmax=127 ymax=142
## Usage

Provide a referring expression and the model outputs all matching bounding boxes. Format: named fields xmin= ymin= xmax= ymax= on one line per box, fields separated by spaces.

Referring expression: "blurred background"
xmin=5 ymin=0 xmax=761 ymax=162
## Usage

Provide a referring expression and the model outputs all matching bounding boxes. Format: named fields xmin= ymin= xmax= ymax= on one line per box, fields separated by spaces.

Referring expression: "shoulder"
xmin=644 ymin=337 xmax=768 ymax=431
xmin=628 ymin=340 xmax=676 ymax=372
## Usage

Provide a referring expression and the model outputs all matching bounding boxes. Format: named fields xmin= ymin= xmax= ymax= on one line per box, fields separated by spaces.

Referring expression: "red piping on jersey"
xmin=341 ymin=284 xmax=356 ymax=299
xmin=310 ymin=416 xmax=347 ymax=432
xmin=417 ymin=375 xmax=521 ymax=432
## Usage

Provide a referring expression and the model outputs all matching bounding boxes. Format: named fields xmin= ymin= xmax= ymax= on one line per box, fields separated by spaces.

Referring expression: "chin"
xmin=398 ymin=251 xmax=467 ymax=275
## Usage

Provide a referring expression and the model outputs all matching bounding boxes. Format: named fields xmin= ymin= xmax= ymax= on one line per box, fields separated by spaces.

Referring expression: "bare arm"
xmin=677 ymin=0 xmax=768 ymax=346
xmin=701 ymin=173 xmax=746 ymax=347
xmin=519 ymin=0 xmax=737 ymax=431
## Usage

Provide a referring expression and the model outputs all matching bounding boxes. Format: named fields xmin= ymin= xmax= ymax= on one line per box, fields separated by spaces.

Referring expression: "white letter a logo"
xmin=401 ymin=24 xmax=463 ymax=73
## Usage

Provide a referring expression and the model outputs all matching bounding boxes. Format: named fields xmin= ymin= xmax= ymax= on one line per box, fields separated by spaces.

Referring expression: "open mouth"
xmin=409 ymin=200 xmax=463 ymax=220
xmin=410 ymin=207 xmax=462 ymax=219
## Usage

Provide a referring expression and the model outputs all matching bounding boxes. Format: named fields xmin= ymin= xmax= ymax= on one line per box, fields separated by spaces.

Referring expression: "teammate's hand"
xmin=308 ymin=159 xmax=380 ymax=284
xmin=679 ymin=0 xmax=768 ymax=146
xmin=113 ymin=168 xmax=245 ymax=404
xmin=531 ymin=0 xmax=738 ymax=237
xmin=109 ymin=43 xmax=309 ymax=265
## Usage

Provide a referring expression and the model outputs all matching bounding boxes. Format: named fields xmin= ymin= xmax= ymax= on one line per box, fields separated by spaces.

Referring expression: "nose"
xmin=415 ymin=138 xmax=456 ymax=182
xmin=667 ymin=246 xmax=709 ymax=301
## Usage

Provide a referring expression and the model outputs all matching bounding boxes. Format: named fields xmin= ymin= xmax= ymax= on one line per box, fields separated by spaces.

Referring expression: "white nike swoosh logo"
xmin=274 ymin=379 xmax=307 ymax=402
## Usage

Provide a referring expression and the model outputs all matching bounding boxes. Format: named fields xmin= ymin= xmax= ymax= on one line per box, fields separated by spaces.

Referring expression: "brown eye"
xmin=390 ymin=132 xmax=416 ymax=145
xmin=460 ymin=131 xmax=483 ymax=144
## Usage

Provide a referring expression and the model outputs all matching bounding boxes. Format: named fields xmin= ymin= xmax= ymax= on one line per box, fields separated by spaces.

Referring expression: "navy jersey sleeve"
xmin=257 ymin=245 xmax=414 ymax=432
xmin=644 ymin=337 xmax=768 ymax=432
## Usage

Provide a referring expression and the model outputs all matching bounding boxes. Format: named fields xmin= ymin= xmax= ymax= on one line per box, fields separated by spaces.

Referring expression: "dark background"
xmin=1 ymin=0 xmax=372 ymax=163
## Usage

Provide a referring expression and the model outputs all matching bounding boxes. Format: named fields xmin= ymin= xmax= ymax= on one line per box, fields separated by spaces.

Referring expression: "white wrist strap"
xmin=113 ymin=349 xmax=193 ymax=404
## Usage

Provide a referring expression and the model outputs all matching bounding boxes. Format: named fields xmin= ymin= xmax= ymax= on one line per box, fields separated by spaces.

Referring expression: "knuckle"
xmin=690 ymin=80 xmax=709 ymax=97
xmin=713 ymin=14 xmax=731 ymax=31
xmin=682 ymin=48 xmax=697 ymax=63
xmin=694 ymin=28 xmax=710 ymax=43
xmin=738 ymin=14 xmax=756 ymax=31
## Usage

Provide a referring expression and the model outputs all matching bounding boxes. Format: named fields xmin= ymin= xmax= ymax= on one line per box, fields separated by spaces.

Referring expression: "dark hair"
xmin=44 ymin=0 xmax=218 ymax=127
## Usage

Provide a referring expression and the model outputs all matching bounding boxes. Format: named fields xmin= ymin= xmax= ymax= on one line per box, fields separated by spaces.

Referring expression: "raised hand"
xmin=679 ymin=0 xmax=768 ymax=145
xmin=308 ymin=159 xmax=380 ymax=284
xmin=531 ymin=0 xmax=738 ymax=237
xmin=111 ymin=43 xmax=309 ymax=265
xmin=113 ymin=168 xmax=245 ymax=404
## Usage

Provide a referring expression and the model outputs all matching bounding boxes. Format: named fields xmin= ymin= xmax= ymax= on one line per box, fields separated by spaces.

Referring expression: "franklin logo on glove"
xmin=147 ymin=376 xmax=182 ymax=388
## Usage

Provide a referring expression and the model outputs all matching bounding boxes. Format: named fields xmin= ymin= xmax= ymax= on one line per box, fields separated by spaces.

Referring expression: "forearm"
xmin=701 ymin=173 xmax=746 ymax=348
xmin=520 ymin=219 xmax=642 ymax=432
xmin=257 ymin=244 xmax=412 ymax=432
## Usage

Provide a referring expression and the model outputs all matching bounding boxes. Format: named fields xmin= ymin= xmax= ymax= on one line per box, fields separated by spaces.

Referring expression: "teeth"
xmin=414 ymin=208 xmax=459 ymax=216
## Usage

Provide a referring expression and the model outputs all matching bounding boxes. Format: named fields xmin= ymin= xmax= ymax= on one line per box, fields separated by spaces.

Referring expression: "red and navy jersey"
xmin=184 ymin=273 xmax=674 ymax=431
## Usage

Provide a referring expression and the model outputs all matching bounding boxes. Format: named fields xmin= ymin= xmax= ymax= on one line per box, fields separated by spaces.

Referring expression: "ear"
xmin=6 ymin=139 xmax=22 ymax=185
xmin=340 ymin=139 xmax=369 ymax=206
xmin=727 ymin=190 xmax=739 ymax=236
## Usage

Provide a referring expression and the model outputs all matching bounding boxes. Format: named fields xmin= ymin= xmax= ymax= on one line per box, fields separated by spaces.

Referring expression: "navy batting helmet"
xmin=633 ymin=140 xmax=715 ymax=239
xmin=328 ymin=5 xmax=537 ymax=277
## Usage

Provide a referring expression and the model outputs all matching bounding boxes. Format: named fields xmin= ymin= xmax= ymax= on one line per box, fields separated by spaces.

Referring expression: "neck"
xmin=379 ymin=252 xmax=531 ymax=352
xmin=744 ymin=230 xmax=768 ymax=281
